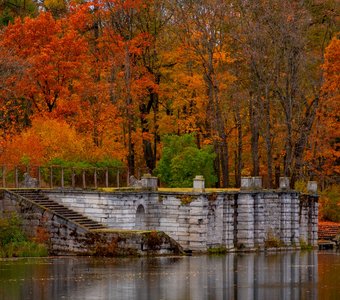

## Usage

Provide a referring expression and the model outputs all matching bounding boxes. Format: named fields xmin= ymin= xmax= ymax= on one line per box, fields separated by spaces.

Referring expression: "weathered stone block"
xmin=193 ymin=175 xmax=205 ymax=192
xmin=307 ymin=181 xmax=318 ymax=193
xmin=279 ymin=177 xmax=290 ymax=190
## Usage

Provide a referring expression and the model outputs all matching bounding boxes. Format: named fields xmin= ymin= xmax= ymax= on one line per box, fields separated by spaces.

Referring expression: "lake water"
xmin=0 ymin=251 xmax=339 ymax=300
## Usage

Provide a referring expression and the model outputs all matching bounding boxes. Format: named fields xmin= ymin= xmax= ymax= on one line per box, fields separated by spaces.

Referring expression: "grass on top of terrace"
xmin=99 ymin=187 xmax=239 ymax=193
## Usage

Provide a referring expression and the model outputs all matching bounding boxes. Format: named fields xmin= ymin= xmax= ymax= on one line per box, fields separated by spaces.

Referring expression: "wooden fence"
xmin=0 ymin=165 xmax=149 ymax=189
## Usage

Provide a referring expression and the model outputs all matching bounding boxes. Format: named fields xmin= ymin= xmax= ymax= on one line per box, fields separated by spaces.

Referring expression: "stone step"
xmin=11 ymin=189 xmax=107 ymax=231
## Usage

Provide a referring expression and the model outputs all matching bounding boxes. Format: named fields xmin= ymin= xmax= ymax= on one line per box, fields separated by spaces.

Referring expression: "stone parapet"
xmin=1 ymin=188 xmax=319 ymax=254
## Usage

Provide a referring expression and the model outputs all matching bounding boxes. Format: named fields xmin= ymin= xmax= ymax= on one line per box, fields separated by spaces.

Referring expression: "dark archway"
xmin=135 ymin=204 xmax=146 ymax=230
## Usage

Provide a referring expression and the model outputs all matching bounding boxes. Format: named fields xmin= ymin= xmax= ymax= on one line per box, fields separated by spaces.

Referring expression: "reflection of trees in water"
xmin=0 ymin=253 xmax=321 ymax=299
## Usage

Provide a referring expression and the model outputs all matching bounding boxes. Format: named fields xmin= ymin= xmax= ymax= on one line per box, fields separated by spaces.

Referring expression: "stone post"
xmin=240 ymin=177 xmax=262 ymax=190
xmin=307 ymin=181 xmax=317 ymax=194
xmin=193 ymin=175 xmax=205 ymax=192
xmin=141 ymin=174 xmax=158 ymax=191
xmin=240 ymin=177 xmax=252 ymax=190
xmin=252 ymin=177 xmax=262 ymax=189
xmin=279 ymin=177 xmax=290 ymax=190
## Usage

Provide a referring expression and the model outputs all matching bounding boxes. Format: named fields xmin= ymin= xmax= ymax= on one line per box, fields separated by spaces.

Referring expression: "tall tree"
xmin=231 ymin=0 xmax=337 ymax=186
xmin=0 ymin=12 xmax=89 ymax=113
xmin=172 ymin=0 xmax=234 ymax=187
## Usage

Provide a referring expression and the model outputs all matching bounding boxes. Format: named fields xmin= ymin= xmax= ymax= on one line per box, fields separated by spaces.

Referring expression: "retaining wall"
xmin=0 ymin=190 xmax=182 ymax=256
xmin=44 ymin=189 xmax=318 ymax=252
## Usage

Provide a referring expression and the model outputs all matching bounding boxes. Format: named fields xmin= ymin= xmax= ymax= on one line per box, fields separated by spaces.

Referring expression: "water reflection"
xmin=0 ymin=251 xmax=336 ymax=300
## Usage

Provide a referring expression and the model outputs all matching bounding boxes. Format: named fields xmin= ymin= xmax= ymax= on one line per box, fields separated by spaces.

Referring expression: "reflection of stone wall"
xmin=43 ymin=189 xmax=318 ymax=252
xmin=0 ymin=252 xmax=318 ymax=300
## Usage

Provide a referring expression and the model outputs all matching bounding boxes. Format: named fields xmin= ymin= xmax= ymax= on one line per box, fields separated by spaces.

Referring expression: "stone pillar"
xmin=254 ymin=193 xmax=265 ymax=249
xmin=237 ymin=193 xmax=255 ymax=249
xmin=193 ymin=175 xmax=205 ymax=192
xmin=189 ymin=196 xmax=207 ymax=251
xmin=307 ymin=181 xmax=317 ymax=194
xmin=279 ymin=177 xmax=290 ymax=190
xmin=141 ymin=174 xmax=158 ymax=191
xmin=311 ymin=197 xmax=319 ymax=247
xmin=223 ymin=195 xmax=235 ymax=249
xmin=291 ymin=193 xmax=300 ymax=247
xmin=299 ymin=196 xmax=309 ymax=245
xmin=280 ymin=192 xmax=292 ymax=246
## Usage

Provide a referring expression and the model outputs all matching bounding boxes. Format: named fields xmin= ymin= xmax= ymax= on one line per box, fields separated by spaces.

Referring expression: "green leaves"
xmin=155 ymin=134 xmax=217 ymax=187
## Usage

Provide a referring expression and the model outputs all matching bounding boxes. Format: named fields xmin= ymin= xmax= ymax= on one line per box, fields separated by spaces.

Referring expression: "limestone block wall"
xmin=45 ymin=190 xmax=149 ymax=229
xmin=1 ymin=190 xmax=91 ymax=255
xmin=0 ymin=191 xmax=182 ymax=256
xmin=299 ymin=194 xmax=318 ymax=247
xmin=44 ymin=189 xmax=318 ymax=252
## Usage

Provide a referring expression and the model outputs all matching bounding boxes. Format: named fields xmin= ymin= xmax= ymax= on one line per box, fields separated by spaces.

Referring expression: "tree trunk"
xmin=234 ymin=103 xmax=242 ymax=187
xmin=263 ymin=86 xmax=273 ymax=187
xmin=125 ymin=43 xmax=135 ymax=176
xmin=291 ymin=97 xmax=319 ymax=187
xmin=249 ymin=95 xmax=260 ymax=176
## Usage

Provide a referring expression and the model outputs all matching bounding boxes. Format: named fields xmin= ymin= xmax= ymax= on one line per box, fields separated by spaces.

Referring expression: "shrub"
xmin=155 ymin=134 xmax=217 ymax=187
xmin=319 ymin=185 xmax=340 ymax=222
xmin=0 ymin=213 xmax=48 ymax=258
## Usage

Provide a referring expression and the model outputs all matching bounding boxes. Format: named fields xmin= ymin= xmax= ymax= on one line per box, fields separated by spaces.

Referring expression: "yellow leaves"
xmin=0 ymin=117 xmax=84 ymax=165
xmin=44 ymin=0 xmax=67 ymax=12
xmin=307 ymin=36 xmax=340 ymax=176
xmin=157 ymin=115 xmax=177 ymax=135
xmin=212 ymin=51 xmax=235 ymax=64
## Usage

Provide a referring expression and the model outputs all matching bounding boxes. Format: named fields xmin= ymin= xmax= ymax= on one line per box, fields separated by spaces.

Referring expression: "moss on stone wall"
xmin=0 ymin=213 xmax=48 ymax=258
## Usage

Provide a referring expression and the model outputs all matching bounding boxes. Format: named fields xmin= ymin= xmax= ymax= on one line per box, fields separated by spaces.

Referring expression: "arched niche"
xmin=135 ymin=204 xmax=146 ymax=230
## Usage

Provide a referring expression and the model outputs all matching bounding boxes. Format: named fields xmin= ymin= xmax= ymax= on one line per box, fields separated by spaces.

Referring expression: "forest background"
xmin=0 ymin=0 xmax=339 ymax=193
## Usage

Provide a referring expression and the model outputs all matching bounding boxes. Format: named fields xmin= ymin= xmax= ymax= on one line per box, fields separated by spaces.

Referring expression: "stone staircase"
xmin=11 ymin=189 xmax=106 ymax=231
xmin=318 ymin=222 xmax=340 ymax=240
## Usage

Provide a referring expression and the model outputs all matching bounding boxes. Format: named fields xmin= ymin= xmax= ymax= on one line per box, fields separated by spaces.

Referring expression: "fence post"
xmin=50 ymin=166 xmax=53 ymax=188
xmin=105 ymin=168 xmax=109 ymax=188
xmin=2 ymin=166 xmax=5 ymax=188
xmin=15 ymin=167 xmax=19 ymax=188
xmin=82 ymin=169 xmax=86 ymax=189
xmin=61 ymin=167 xmax=64 ymax=189
xmin=94 ymin=168 xmax=97 ymax=189
xmin=116 ymin=170 xmax=120 ymax=188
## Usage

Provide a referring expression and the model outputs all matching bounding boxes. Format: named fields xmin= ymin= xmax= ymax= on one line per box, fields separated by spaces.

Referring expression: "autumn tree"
xmin=0 ymin=46 xmax=31 ymax=144
xmin=0 ymin=12 xmax=89 ymax=114
xmin=134 ymin=0 xmax=173 ymax=172
xmin=171 ymin=0 xmax=235 ymax=187
xmin=0 ymin=0 xmax=36 ymax=26
xmin=307 ymin=36 xmax=340 ymax=184
xmin=231 ymin=0 xmax=337 ymax=187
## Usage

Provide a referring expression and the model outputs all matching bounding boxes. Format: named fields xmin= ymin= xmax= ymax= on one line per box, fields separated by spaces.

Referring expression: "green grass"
xmin=0 ymin=213 xmax=48 ymax=258
xmin=99 ymin=187 xmax=239 ymax=193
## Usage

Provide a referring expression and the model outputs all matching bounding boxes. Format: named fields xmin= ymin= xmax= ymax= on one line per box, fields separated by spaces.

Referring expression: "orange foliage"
xmin=0 ymin=117 xmax=87 ymax=166
xmin=0 ymin=12 xmax=89 ymax=113
xmin=0 ymin=2 xmax=338 ymax=186
xmin=306 ymin=37 xmax=340 ymax=176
